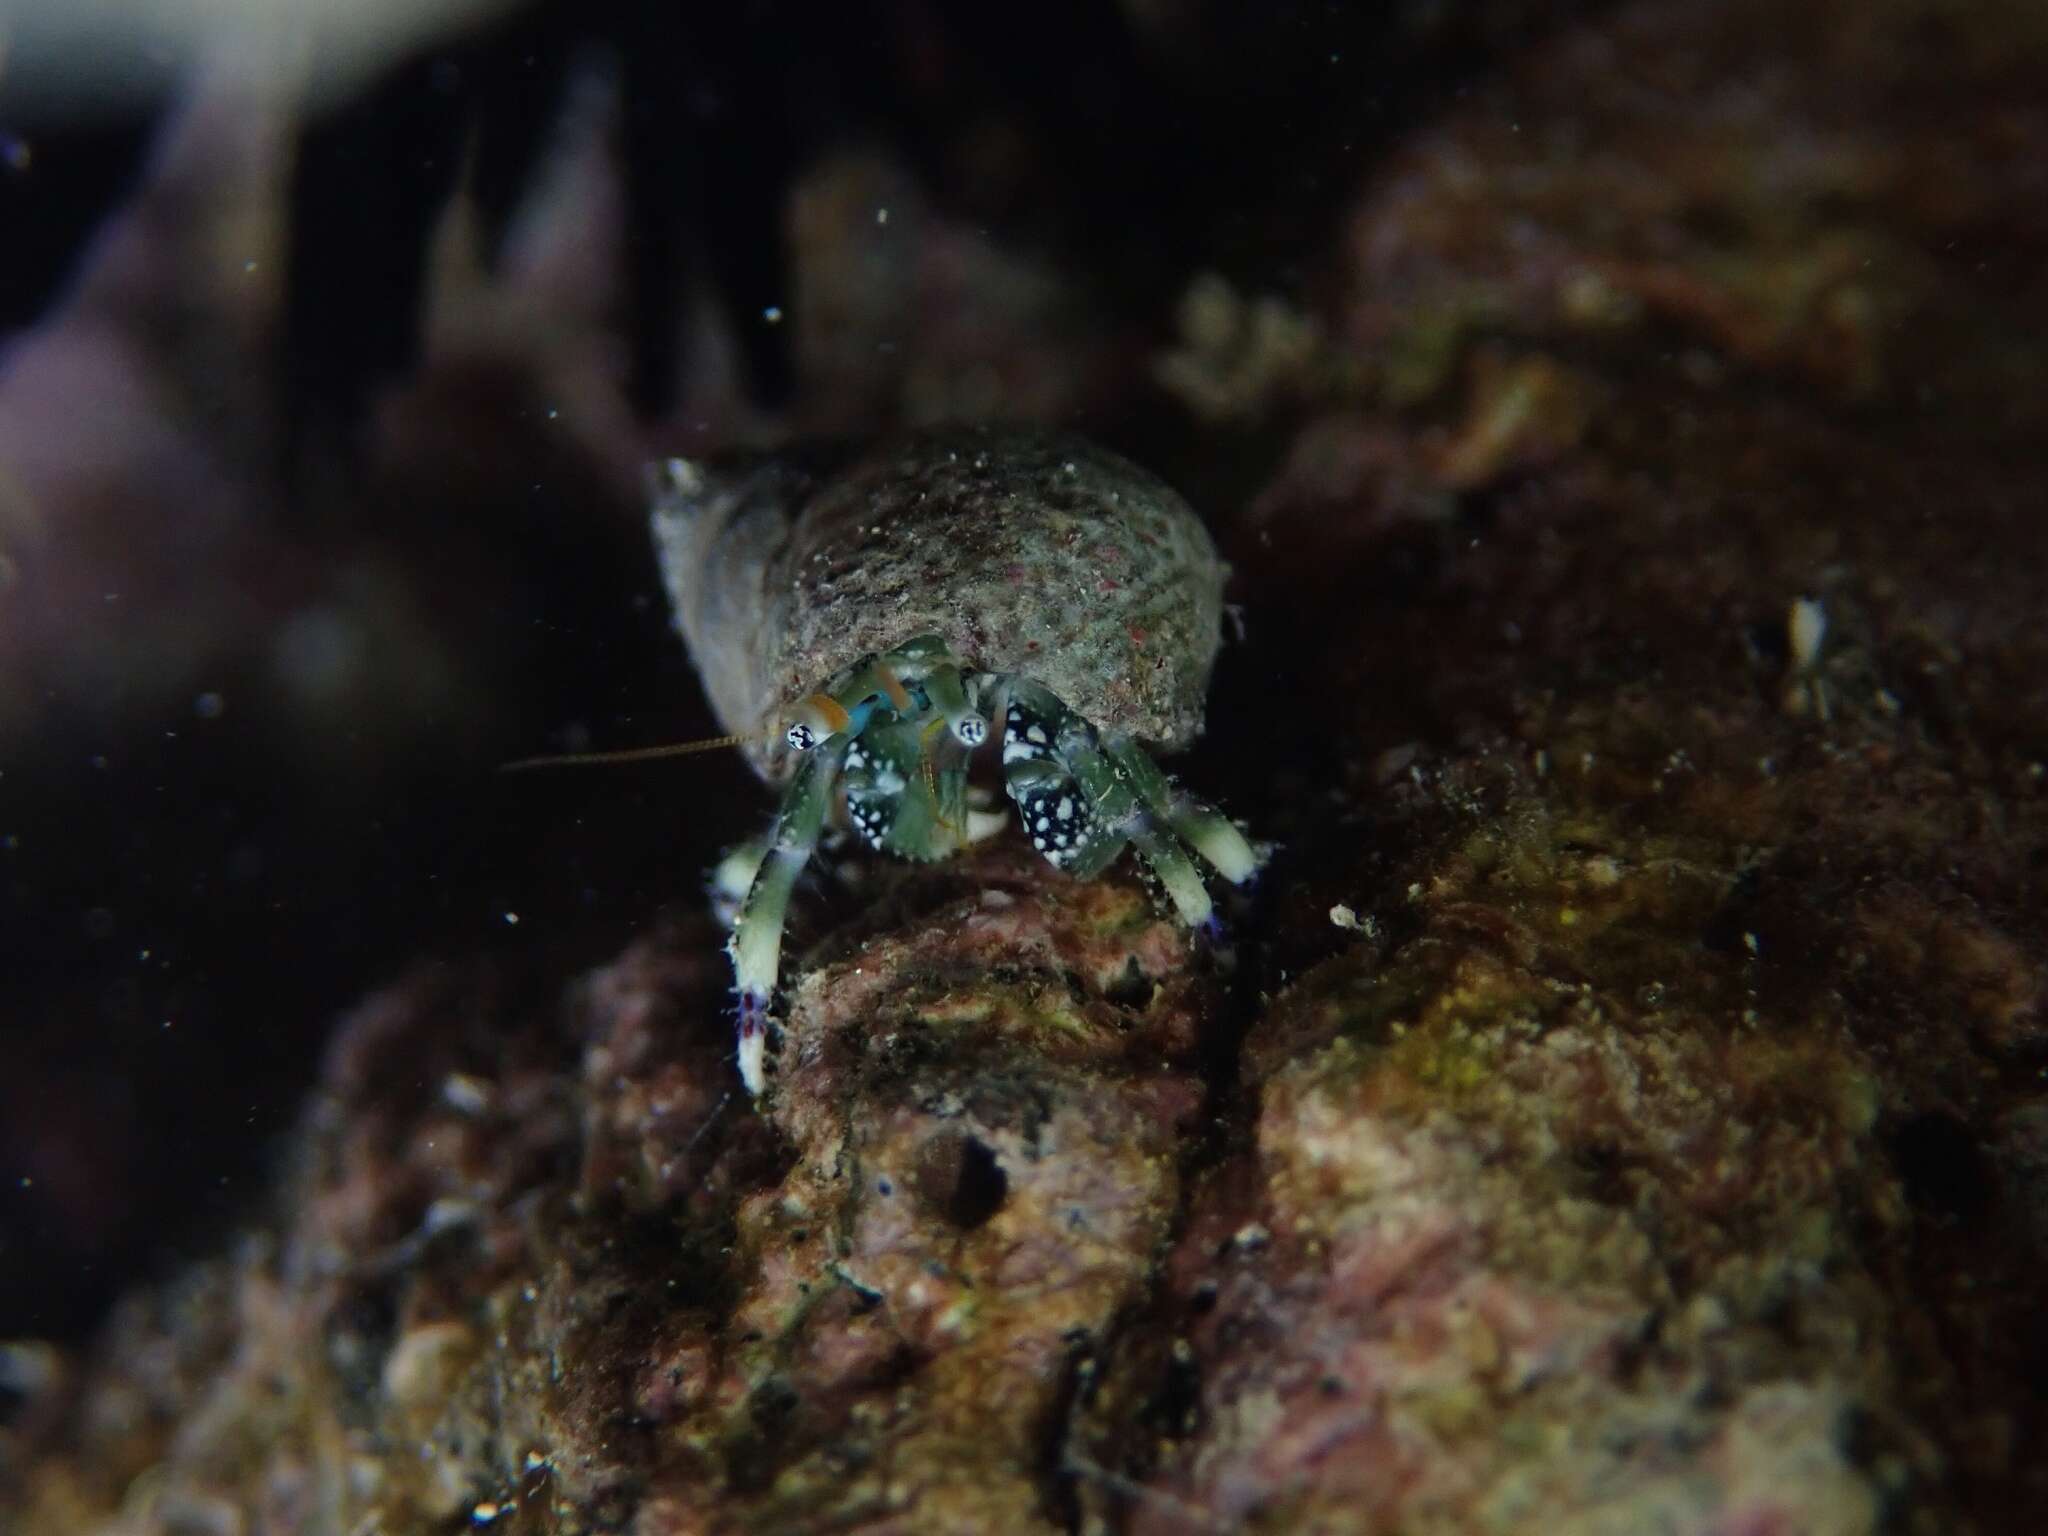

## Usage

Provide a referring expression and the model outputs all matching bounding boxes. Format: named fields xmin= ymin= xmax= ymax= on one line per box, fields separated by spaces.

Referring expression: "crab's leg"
xmin=1101 ymin=738 xmax=1259 ymax=885
xmin=1001 ymin=679 xmax=1225 ymax=927
xmin=1061 ymin=734 xmax=1216 ymax=928
xmin=844 ymin=717 xmax=974 ymax=861
xmin=1003 ymin=755 xmax=1128 ymax=877
xmin=728 ymin=737 xmax=847 ymax=1093
xmin=709 ymin=833 xmax=773 ymax=927
xmin=1001 ymin=682 xmax=1127 ymax=874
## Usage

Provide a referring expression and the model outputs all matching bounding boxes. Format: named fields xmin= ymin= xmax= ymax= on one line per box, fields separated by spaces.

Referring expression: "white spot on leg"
xmin=737 ymin=1006 xmax=767 ymax=1096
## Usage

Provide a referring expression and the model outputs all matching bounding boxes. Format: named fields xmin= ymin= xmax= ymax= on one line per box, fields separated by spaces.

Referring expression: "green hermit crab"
xmin=648 ymin=426 xmax=1257 ymax=1093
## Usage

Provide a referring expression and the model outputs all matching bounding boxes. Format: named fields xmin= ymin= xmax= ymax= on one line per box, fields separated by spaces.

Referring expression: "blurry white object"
xmin=0 ymin=0 xmax=521 ymax=122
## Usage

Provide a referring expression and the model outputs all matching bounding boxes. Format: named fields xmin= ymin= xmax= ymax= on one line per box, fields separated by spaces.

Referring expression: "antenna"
xmin=499 ymin=734 xmax=749 ymax=772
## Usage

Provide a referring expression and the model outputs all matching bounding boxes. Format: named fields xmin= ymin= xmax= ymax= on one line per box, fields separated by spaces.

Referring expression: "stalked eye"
xmin=786 ymin=691 xmax=852 ymax=753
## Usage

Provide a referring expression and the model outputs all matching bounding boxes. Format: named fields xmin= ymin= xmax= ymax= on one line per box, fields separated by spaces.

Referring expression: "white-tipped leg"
xmin=727 ymin=740 xmax=845 ymax=1092
xmin=997 ymin=678 xmax=1257 ymax=932
xmin=1177 ymin=809 xmax=1259 ymax=885
xmin=710 ymin=834 xmax=773 ymax=927
xmin=1127 ymin=823 xmax=1217 ymax=928
xmin=736 ymin=992 xmax=770 ymax=1097
xmin=1104 ymin=739 xmax=1259 ymax=885
xmin=1051 ymin=730 xmax=1211 ymax=920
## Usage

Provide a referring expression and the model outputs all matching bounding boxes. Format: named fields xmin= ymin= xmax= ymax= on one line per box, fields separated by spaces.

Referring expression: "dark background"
xmin=0 ymin=0 xmax=1582 ymax=1344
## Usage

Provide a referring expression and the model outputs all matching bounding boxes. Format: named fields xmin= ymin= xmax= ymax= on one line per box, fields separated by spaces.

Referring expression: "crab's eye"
xmin=953 ymin=713 xmax=989 ymax=747
xmin=785 ymin=692 xmax=851 ymax=753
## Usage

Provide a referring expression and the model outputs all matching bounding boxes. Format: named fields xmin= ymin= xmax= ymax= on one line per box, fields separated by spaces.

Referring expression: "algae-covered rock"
xmin=1 ymin=858 xmax=1219 ymax=1535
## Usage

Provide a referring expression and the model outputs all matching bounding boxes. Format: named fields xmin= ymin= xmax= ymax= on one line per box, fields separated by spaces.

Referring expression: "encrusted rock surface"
xmin=2 ymin=856 xmax=1219 ymax=1535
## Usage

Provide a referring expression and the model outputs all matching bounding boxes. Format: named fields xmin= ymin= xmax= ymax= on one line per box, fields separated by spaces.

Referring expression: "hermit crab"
xmin=647 ymin=425 xmax=1257 ymax=1093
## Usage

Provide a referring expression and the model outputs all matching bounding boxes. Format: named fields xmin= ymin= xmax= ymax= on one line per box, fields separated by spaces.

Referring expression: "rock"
xmin=1 ymin=863 xmax=1220 ymax=1534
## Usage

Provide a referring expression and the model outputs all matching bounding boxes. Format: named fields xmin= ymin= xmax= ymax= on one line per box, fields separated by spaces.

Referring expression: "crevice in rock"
xmin=1034 ymin=875 xmax=1280 ymax=1531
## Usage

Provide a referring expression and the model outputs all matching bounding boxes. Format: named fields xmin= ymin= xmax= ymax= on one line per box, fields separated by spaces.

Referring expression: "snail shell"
xmin=651 ymin=425 xmax=1227 ymax=778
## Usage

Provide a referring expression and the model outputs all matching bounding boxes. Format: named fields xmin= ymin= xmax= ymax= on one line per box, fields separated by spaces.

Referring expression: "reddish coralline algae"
xmin=1073 ymin=799 xmax=1905 ymax=1534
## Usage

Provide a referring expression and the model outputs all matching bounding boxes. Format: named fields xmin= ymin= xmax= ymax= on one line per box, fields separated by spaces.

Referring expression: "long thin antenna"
xmin=500 ymin=734 xmax=748 ymax=772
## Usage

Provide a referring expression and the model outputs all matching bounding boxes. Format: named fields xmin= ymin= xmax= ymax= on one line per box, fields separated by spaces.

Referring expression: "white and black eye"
xmin=787 ymin=722 xmax=818 ymax=752
xmin=954 ymin=714 xmax=988 ymax=747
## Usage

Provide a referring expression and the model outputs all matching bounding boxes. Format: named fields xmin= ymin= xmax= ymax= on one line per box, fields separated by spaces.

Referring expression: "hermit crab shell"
xmin=651 ymin=425 xmax=1227 ymax=780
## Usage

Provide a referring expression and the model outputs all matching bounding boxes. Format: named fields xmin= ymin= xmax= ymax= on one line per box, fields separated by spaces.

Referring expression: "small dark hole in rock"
xmin=913 ymin=1131 xmax=1009 ymax=1229
xmin=748 ymin=1375 xmax=799 ymax=1431
xmin=1142 ymin=1344 xmax=1203 ymax=1436
xmin=1744 ymin=618 xmax=1791 ymax=667
xmin=1572 ymin=1140 xmax=1631 ymax=1206
xmin=725 ymin=1433 xmax=780 ymax=1495
xmin=1890 ymin=1111 xmax=1992 ymax=1223
xmin=1102 ymin=957 xmax=1154 ymax=1009
xmin=322 ymin=1280 xmax=400 ymax=1419
xmin=1701 ymin=867 xmax=1762 ymax=953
